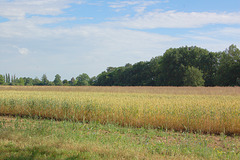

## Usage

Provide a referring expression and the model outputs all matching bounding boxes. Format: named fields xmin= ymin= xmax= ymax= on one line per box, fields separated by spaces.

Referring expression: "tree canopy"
xmin=53 ymin=74 xmax=63 ymax=86
xmin=183 ymin=66 xmax=205 ymax=86
xmin=0 ymin=75 xmax=5 ymax=85
xmin=94 ymin=46 xmax=225 ymax=86
xmin=76 ymin=73 xmax=90 ymax=86
xmin=216 ymin=45 xmax=240 ymax=86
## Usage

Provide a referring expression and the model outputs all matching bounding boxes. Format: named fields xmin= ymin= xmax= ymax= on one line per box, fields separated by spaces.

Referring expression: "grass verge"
xmin=0 ymin=116 xmax=239 ymax=160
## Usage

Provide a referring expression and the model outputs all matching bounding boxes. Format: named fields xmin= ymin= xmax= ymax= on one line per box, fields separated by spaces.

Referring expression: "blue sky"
xmin=0 ymin=0 xmax=240 ymax=80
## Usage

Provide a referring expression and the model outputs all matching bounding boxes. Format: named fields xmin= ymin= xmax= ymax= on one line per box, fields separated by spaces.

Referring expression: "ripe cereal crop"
xmin=0 ymin=86 xmax=239 ymax=135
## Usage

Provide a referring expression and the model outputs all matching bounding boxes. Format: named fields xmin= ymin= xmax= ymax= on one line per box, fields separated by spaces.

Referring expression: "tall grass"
xmin=0 ymin=86 xmax=239 ymax=135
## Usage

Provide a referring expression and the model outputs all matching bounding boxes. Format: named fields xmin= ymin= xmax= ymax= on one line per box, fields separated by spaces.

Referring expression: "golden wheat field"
xmin=0 ymin=86 xmax=239 ymax=135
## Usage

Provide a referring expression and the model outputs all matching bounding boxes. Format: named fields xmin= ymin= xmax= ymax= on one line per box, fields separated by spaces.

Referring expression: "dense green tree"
xmin=236 ymin=78 xmax=240 ymax=86
xmin=94 ymin=45 xmax=232 ymax=86
xmin=160 ymin=46 xmax=218 ymax=86
xmin=48 ymin=81 xmax=55 ymax=86
xmin=0 ymin=74 xmax=5 ymax=85
xmin=62 ymin=79 xmax=69 ymax=86
xmin=53 ymin=74 xmax=63 ymax=86
xmin=11 ymin=75 xmax=16 ymax=85
xmin=129 ymin=61 xmax=153 ymax=86
xmin=69 ymin=77 xmax=76 ymax=86
xmin=113 ymin=67 xmax=127 ymax=86
xmin=96 ymin=65 xmax=132 ymax=86
xmin=89 ymin=76 xmax=97 ymax=86
xmin=106 ymin=67 xmax=116 ymax=73
xmin=16 ymin=77 xmax=25 ymax=86
xmin=41 ymin=74 xmax=49 ymax=85
xmin=76 ymin=73 xmax=90 ymax=86
xmin=120 ymin=65 xmax=133 ymax=86
xmin=95 ymin=71 xmax=109 ymax=86
xmin=23 ymin=77 xmax=33 ymax=86
xmin=149 ymin=56 xmax=163 ymax=86
xmin=160 ymin=47 xmax=186 ymax=86
xmin=95 ymin=61 xmax=157 ymax=86
xmin=183 ymin=66 xmax=205 ymax=86
xmin=33 ymin=77 xmax=41 ymax=85
xmin=198 ymin=52 xmax=219 ymax=86
xmin=124 ymin=63 xmax=132 ymax=68
xmin=216 ymin=45 xmax=240 ymax=86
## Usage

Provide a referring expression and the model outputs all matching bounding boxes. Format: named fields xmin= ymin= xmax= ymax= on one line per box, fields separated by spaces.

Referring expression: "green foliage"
xmin=160 ymin=46 xmax=215 ymax=86
xmin=76 ymin=73 xmax=90 ymax=86
xmin=23 ymin=77 xmax=33 ymax=86
xmin=33 ymin=77 xmax=41 ymax=85
xmin=149 ymin=56 xmax=163 ymax=86
xmin=41 ymin=74 xmax=49 ymax=86
xmin=89 ymin=76 xmax=97 ymax=86
xmin=48 ymin=81 xmax=55 ymax=86
xmin=69 ymin=77 xmax=76 ymax=86
xmin=0 ymin=74 xmax=5 ymax=85
xmin=183 ymin=66 xmax=205 ymax=86
xmin=95 ymin=61 xmax=156 ymax=86
xmin=16 ymin=77 xmax=25 ymax=86
xmin=94 ymin=46 xmax=222 ymax=86
xmin=216 ymin=44 xmax=240 ymax=86
xmin=5 ymin=73 xmax=11 ymax=84
xmin=198 ymin=52 xmax=219 ymax=86
xmin=237 ymin=78 xmax=240 ymax=86
xmin=62 ymin=79 xmax=69 ymax=86
xmin=53 ymin=74 xmax=63 ymax=86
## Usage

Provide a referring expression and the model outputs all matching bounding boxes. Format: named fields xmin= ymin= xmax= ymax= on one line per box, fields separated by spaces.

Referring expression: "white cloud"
xmin=109 ymin=0 xmax=165 ymax=13
xmin=26 ymin=16 xmax=76 ymax=25
xmin=0 ymin=0 xmax=87 ymax=38
xmin=0 ymin=0 xmax=84 ymax=20
xmin=107 ymin=10 xmax=240 ymax=29
xmin=109 ymin=1 xmax=139 ymax=9
xmin=13 ymin=46 xmax=30 ymax=55
xmin=215 ymin=27 xmax=240 ymax=38
xmin=18 ymin=48 xmax=29 ymax=55
xmin=0 ymin=16 xmax=78 ymax=38
xmin=174 ymin=27 xmax=240 ymax=52
xmin=185 ymin=27 xmax=240 ymax=42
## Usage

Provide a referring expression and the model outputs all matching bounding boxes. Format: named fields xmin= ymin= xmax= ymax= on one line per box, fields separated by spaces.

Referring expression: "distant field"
xmin=0 ymin=85 xmax=240 ymax=95
xmin=0 ymin=86 xmax=239 ymax=135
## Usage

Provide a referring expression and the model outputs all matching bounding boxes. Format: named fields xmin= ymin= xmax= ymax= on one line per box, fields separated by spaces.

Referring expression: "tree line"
xmin=1 ymin=45 xmax=239 ymax=86
xmin=0 ymin=73 xmax=93 ymax=86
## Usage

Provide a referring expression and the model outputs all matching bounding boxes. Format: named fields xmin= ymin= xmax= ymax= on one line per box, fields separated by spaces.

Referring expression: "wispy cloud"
xmin=108 ymin=0 xmax=166 ymax=13
xmin=215 ymin=27 xmax=240 ymax=38
xmin=0 ymin=0 xmax=84 ymax=20
xmin=106 ymin=10 xmax=240 ymax=29
xmin=13 ymin=46 xmax=30 ymax=55
xmin=0 ymin=0 xmax=83 ymax=38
